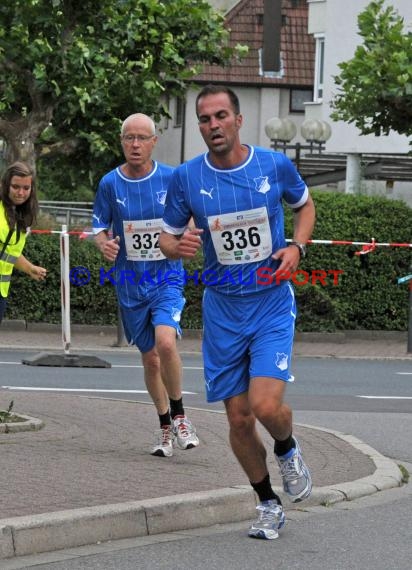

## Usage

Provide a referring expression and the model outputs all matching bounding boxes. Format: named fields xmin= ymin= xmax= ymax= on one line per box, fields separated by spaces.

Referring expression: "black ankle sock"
xmin=250 ymin=473 xmax=282 ymax=505
xmin=158 ymin=411 xmax=171 ymax=428
xmin=274 ymin=434 xmax=294 ymax=457
xmin=169 ymin=397 xmax=184 ymax=419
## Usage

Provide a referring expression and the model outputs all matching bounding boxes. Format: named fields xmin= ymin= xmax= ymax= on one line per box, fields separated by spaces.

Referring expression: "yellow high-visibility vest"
xmin=0 ymin=201 xmax=26 ymax=298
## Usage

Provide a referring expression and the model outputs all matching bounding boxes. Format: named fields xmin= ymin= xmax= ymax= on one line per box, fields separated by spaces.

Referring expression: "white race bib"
xmin=208 ymin=207 xmax=272 ymax=265
xmin=123 ymin=218 xmax=165 ymax=261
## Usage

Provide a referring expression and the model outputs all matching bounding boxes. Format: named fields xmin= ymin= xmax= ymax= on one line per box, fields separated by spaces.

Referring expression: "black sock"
xmin=274 ymin=434 xmax=294 ymax=457
xmin=158 ymin=411 xmax=171 ymax=428
xmin=169 ymin=397 xmax=184 ymax=419
xmin=250 ymin=473 xmax=282 ymax=505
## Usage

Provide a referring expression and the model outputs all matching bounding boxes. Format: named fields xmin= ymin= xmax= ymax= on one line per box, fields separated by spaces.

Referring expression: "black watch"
xmin=290 ymin=241 xmax=307 ymax=258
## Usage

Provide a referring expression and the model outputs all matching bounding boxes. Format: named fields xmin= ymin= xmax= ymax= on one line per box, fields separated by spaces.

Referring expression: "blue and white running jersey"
xmin=163 ymin=146 xmax=308 ymax=296
xmin=93 ymin=162 xmax=183 ymax=306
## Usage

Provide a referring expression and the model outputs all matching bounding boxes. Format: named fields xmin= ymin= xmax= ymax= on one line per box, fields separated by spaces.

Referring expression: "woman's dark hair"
xmin=195 ymin=84 xmax=241 ymax=117
xmin=1 ymin=161 xmax=38 ymax=232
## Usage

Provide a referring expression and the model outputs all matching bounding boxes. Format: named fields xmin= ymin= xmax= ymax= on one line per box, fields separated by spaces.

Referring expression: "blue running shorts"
xmin=120 ymin=285 xmax=185 ymax=353
xmin=202 ymin=283 xmax=296 ymax=402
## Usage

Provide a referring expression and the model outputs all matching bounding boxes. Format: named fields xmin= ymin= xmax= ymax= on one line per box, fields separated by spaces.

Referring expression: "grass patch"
xmin=0 ymin=400 xmax=25 ymax=424
xmin=398 ymin=463 xmax=410 ymax=484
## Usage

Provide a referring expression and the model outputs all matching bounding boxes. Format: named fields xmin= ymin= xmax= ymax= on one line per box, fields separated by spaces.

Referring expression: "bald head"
xmin=121 ymin=113 xmax=156 ymax=136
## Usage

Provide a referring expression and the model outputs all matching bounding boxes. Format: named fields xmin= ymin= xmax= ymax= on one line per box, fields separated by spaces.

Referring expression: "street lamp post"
xmin=265 ymin=118 xmax=331 ymax=170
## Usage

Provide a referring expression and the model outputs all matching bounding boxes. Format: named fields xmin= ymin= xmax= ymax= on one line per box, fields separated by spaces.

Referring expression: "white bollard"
xmin=60 ymin=224 xmax=71 ymax=354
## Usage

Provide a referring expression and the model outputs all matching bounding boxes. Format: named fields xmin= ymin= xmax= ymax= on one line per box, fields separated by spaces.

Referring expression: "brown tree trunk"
xmin=0 ymin=107 xmax=53 ymax=175
xmin=3 ymin=136 xmax=37 ymax=174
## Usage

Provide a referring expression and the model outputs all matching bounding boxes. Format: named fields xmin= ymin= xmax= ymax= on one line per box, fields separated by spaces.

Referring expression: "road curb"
xmin=2 ymin=344 xmax=411 ymax=360
xmin=1 ymin=320 xmax=408 ymax=343
xmin=0 ymin=424 xmax=403 ymax=560
xmin=297 ymin=423 xmax=403 ymax=505
xmin=0 ymin=414 xmax=45 ymax=434
xmin=0 ymin=487 xmax=257 ymax=559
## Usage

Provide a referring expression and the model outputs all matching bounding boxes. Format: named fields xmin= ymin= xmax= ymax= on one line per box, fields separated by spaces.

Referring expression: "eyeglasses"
xmin=122 ymin=134 xmax=155 ymax=144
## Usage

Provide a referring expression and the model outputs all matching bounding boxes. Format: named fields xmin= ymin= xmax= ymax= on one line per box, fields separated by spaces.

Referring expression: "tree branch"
xmin=38 ymin=138 xmax=81 ymax=159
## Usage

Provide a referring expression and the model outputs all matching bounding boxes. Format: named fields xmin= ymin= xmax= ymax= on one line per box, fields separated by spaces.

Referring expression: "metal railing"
xmin=39 ymin=201 xmax=93 ymax=228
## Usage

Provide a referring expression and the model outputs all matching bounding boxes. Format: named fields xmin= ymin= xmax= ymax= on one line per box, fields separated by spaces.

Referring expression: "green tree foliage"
xmin=0 ymin=0 xmax=245 ymax=187
xmin=331 ymin=0 xmax=412 ymax=142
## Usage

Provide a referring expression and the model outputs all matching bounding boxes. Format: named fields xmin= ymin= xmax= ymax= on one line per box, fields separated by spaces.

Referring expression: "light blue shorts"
xmin=120 ymin=285 xmax=185 ymax=353
xmin=202 ymin=283 xmax=296 ymax=403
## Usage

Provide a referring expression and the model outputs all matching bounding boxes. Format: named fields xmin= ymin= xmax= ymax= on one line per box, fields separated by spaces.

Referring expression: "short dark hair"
xmin=1 ymin=161 xmax=38 ymax=231
xmin=195 ymin=84 xmax=240 ymax=117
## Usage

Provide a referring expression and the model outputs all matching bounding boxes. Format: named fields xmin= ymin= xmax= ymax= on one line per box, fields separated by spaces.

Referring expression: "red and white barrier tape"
xmin=31 ymin=229 xmax=412 ymax=249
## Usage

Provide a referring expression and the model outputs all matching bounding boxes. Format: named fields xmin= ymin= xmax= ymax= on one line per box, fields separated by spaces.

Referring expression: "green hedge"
xmin=292 ymin=191 xmax=411 ymax=331
xmin=6 ymin=190 xmax=412 ymax=331
xmin=8 ymin=235 xmax=118 ymax=326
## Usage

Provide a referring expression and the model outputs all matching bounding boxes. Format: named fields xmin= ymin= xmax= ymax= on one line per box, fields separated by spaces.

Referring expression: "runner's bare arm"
xmin=94 ymin=231 xmax=120 ymax=263
xmin=159 ymin=229 xmax=203 ymax=260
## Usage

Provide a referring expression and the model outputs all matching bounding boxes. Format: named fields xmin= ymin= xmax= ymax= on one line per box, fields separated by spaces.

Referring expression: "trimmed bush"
xmin=6 ymin=190 xmax=412 ymax=331
xmin=290 ymin=191 xmax=411 ymax=331
xmin=8 ymin=234 xmax=118 ymax=325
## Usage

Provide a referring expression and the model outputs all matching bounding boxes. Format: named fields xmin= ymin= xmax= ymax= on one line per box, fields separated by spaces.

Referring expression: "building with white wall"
xmin=306 ymin=0 xmax=412 ymax=154
xmin=305 ymin=0 xmax=412 ymax=203
xmin=153 ymin=0 xmax=412 ymax=204
xmin=154 ymin=0 xmax=314 ymax=165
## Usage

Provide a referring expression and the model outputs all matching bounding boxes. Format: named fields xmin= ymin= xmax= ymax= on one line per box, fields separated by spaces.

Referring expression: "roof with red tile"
xmin=194 ymin=0 xmax=315 ymax=87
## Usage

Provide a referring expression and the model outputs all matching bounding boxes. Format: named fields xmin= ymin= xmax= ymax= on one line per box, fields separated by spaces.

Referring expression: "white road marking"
xmin=112 ymin=364 xmax=204 ymax=370
xmin=0 ymin=361 xmax=203 ymax=370
xmin=357 ymin=395 xmax=412 ymax=400
xmin=1 ymin=386 xmax=197 ymax=394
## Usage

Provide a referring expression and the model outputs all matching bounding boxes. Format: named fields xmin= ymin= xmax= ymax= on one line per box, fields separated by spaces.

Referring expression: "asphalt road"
xmin=1 ymin=350 xmax=411 ymax=570
xmin=1 ymin=348 xmax=411 ymax=410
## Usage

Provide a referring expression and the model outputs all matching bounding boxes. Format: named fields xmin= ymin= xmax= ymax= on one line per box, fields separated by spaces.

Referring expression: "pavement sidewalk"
xmin=0 ymin=320 xmax=411 ymax=358
xmin=0 ymin=323 xmax=409 ymax=560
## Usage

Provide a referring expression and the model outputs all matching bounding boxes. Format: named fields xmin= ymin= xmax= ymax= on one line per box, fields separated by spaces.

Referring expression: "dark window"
xmin=174 ymin=97 xmax=184 ymax=127
xmin=290 ymin=89 xmax=313 ymax=113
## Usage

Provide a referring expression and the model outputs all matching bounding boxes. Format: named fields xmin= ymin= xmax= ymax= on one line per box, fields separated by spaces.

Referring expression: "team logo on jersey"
xmin=171 ymin=308 xmax=182 ymax=322
xmin=275 ymin=352 xmax=288 ymax=371
xmin=116 ymin=197 xmax=127 ymax=206
xmin=254 ymin=176 xmax=270 ymax=194
xmin=200 ymin=187 xmax=214 ymax=199
xmin=157 ymin=190 xmax=167 ymax=205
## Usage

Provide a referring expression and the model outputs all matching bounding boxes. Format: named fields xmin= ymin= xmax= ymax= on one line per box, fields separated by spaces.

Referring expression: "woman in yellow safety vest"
xmin=0 ymin=161 xmax=47 ymax=324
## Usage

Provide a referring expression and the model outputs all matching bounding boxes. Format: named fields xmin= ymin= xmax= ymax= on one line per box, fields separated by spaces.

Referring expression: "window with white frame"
xmin=314 ymin=34 xmax=325 ymax=101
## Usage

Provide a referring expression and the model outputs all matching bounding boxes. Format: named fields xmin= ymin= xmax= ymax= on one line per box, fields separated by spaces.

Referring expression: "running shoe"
xmin=248 ymin=500 xmax=285 ymax=540
xmin=276 ymin=436 xmax=312 ymax=502
xmin=151 ymin=425 xmax=173 ymax=457
xmin=172 ymin=415 xmax=199 ymax=450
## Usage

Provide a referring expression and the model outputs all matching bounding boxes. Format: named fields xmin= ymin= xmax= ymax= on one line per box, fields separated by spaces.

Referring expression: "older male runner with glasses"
xmin=93 ymin=113 xmax=199 ymax=457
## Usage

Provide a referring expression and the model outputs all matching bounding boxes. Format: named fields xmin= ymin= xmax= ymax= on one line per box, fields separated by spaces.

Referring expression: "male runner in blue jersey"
xmin=159 ymin=85 xmax=315 ymax=539
xmin=93 ymin=113 xmax=199 ymax=457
